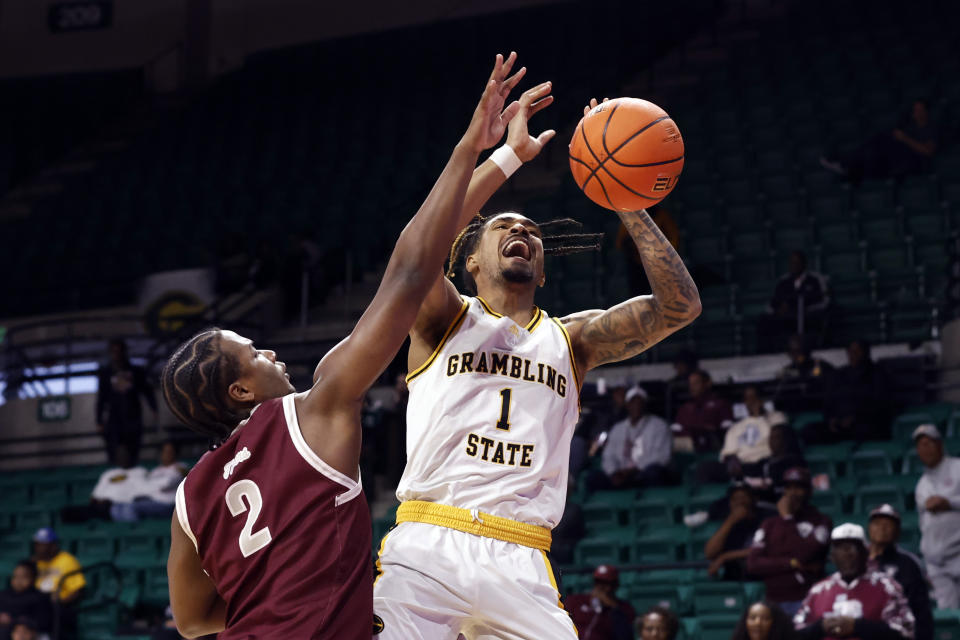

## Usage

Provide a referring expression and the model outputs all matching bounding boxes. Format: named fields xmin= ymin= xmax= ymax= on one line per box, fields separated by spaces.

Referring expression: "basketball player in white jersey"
xmin=372 ymin=87 xmax=702 ymax=639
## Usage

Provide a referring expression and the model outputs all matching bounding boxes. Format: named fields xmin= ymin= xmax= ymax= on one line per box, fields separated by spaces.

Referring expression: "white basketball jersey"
xmin=397 ymin=296 xmax=581 ymax=528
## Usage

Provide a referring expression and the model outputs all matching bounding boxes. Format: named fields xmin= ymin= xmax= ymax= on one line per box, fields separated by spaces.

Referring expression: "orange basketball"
xmin=569 ymin=97 xmax=684 ymax=212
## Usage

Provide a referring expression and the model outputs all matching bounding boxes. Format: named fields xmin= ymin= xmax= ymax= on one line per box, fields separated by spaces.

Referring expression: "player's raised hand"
xmin=583 ymin=97 xmax=610 ymax=116
xmin=462 ymin=52 xmax=526 ymax=153
xmin=506 ymin=81 xmax=556 ymax=162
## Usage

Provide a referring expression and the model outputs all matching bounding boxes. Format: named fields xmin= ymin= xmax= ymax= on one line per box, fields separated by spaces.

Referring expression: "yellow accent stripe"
xmin=396 ymin=501 xmax=552 ymax=551
xmin=540 ymin=551 xmax=569 ymax=615
xmin=475 ymin=296 xmax=503 ymax=318
xmin=373 ymin=531 xmax=391 ymax=587
xmin=550 ymin=317 xmax=581 ymax=391
xmin=406 ymin=299 xmax=469 ymax=383
xmin=524 ymin=307 xmax=543 ymax=332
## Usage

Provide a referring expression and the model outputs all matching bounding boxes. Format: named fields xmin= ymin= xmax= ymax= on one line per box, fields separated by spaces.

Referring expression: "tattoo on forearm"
xmin=581 ymin=210 xmax=700 ymax=365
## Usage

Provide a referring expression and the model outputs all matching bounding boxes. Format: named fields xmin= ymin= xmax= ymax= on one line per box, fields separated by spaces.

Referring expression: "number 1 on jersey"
xmin=496 ymin=388 xmax=512 ymax=431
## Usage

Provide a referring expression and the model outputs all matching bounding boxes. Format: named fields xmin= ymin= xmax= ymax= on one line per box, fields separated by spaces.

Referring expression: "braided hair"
xmin=161 ymin=328 xmax=250 ymax=445
xmin=445 ymin=213 xmax=603 ymax=294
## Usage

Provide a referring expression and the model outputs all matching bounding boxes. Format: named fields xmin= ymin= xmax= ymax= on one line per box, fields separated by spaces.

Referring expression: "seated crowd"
xmin=563 ymin=339 xmax=947 ymax=639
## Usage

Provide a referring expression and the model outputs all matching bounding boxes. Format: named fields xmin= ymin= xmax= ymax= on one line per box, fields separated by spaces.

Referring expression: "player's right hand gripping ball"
xmin=569 ymin=97 xmax=684 ymax=212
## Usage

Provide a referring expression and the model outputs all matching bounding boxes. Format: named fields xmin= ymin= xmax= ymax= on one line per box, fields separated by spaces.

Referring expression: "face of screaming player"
xmin=219 ymin=330 xmax=296 ymax=405
xmin=466 ymin=213 xmax=545 ymax=295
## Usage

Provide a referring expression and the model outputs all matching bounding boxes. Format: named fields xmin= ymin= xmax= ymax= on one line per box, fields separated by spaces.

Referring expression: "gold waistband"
xmin=396 ymin=501 xmax=552 ymax=551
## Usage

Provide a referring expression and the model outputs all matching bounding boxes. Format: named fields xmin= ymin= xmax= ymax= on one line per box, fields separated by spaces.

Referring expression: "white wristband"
xmin=490 ymin=145 xmax=522 ymax=178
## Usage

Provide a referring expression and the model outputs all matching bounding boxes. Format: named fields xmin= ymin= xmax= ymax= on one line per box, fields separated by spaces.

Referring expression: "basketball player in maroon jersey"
xmin=161 ymin=52 xmax=534 ymax=639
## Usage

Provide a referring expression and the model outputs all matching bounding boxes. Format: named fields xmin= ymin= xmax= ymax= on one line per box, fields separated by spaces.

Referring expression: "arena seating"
xmin=1 ymin=399 xmax=958 ymax=637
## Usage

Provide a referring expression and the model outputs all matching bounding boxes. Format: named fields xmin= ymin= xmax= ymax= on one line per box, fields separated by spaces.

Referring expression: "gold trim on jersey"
xmin=477 ymin=296 xmax=543 ymax=334
xmin=475 ymin=296 xmax=503 ymax=318
xmin=550 ymin=317 xmax=581 ymax=392
xmin=525 ymin=307 xmax=544 ymax=332
xmin=373 ymin=531 xmax=391 ymax=587
xmin=396 ymin=501 xmax=552 ymax=551
xmin=406 ymin=299 xmax=470 ymax=384
xmin=540 ymin=551 xmax=570 ymax=618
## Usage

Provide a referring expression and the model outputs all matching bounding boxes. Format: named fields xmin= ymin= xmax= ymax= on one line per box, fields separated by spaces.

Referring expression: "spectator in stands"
xmin=30 ymin=529 xmax=83 ymax=606
xmin=704 ymin=484 xmax=769 ymax=580
xmin=731 ymin=602 xmax=797 ymax=640
xmin=814 ymin=339 xmax=892 ymax=443
xmin=665 ymin=350 xmax=698 ymax=418
xmin=820 ymin=99 xmax=938 ymax=183
xmin=794 ymin=523 xmax=914 ymax=639
xmin=747 ymin=467 xmax=832 ymax=616
xmin=672 ymin=370 xmax=733 ymax=452
xmin=0 ymin=561 xmax=51 ymax=640
xmin=571 ymin=380 xmax=627 ymax=478
xmin=776 ymin=334 xmax=834 ymax=413
xmin=96 ymin=338 xmax=156 ymax=465
xmin=592 ymin=386 xmax=671 ymax=490
xmin=565 ymin=565 xmax=635 ymax=640
xmin=616 ymin=204 xmax=680 ymax=296
xmin=756 ymin=423 xmax=807 ymax=506
xmin=697 ymin=386 xmax=784 ymax=484
xmin=914 ymin=423 xmax=960 ymax=609
xmin=636 ymin=605 xmax=679 ymax=640
xmin=61 ymin=444 xmax=175 ymax=523
xmin=759 ymin=252 xmax=828 ymax=353
xmin=867 ymin=504 xmax=933 ymax=640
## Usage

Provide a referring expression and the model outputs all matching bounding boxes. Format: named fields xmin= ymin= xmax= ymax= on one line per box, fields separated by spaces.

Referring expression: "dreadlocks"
xmin=445 ymin=213 xmax=603 ymax=294
xmin=161 ymin=328 xmax=250 ymax=444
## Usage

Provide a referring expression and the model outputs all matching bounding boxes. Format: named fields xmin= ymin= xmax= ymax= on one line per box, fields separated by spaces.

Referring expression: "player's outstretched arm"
xmin=299 ymin=53 xmax=525 ymax=476
xmin=409 ymin=64 xmax=555 ymax=367
xmin=563 ymin=208 xmax=701 ymax=372
xmin=168 ymin=516 xmax=226 ymax=637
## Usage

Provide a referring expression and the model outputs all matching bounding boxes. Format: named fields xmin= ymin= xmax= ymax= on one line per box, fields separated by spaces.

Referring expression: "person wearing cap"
xmin=913 ymin=423 xmax=960 ymax=608
xmin=565 ymin=565 xmax=635 ymax=640
xmin=30 ymin=529 xmax=84 ymax=605
xmin=867 ymin=504 xmax=932 ymax=640
xmin=594 ymin=385 xmax=671 ymax=490
xmin=747 ymin=467 xmax=833 ymax=616
xmin=794 ymin=523 xmax=914 ymax=639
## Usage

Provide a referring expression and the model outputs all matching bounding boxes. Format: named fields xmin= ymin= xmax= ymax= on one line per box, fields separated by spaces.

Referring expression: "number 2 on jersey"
xmin=225 ymin=479 xmax=272 ymax=558
xmin=496 ymin=388 xmax=512 ymax=430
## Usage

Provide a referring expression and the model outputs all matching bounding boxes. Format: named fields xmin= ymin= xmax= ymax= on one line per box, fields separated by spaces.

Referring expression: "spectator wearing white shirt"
xmin=697 ymin=386 xmax=785 ymax=484
xmin=914 ymin=424 xmax=960 ymax=608
xmin=590 ymin=386 xmax=672 ymax=490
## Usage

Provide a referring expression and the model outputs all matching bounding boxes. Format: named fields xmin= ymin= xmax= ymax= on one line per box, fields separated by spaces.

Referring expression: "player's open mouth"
xmin=501 ymin=238 xmax=531 ymax=261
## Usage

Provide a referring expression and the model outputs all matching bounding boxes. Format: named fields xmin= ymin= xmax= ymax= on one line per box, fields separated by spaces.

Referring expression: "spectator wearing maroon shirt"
xmin=565 ymin=565 xmax=635 ymax=640
xmin=672 ymin=370 xmax=733 ymax=452
xmin=794 ymin=523 xmax=914 ymax=639
xmin=867 ymin=504 xmax=932 ymax=640
xmin=747 ymin=467 xmax=832 ymax=616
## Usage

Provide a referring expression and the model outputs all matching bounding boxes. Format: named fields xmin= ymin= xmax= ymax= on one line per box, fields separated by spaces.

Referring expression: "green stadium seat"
xmin=0 ymin=483 xmax=31 ymax=508
xmin=75 ymin=536 xmax=115 ymax=565
xmin=686 ymin=484 xmax=729 ymax=514
xmin=141 ymin=566 xmax=170 ymax=607
xmin=30 ymin=481 xmax=70 ymax=509
xmin=628 ymin=584 xmax=691 ymax=616
xmin=583 ymin=490 xmax=637 ymax=533
xmin=848 ymin=450 xmax=895 ymax=478
xmin=692 ymin=582 xmax=746 ymax=615
xmin=810 ymin=489 xmax=844 ymax=516
xmin=789 ymin=411 xmax=824 ymax=432
xmin=766 ymin=199 xmax=806 ymax=226
xmin=931 ymin=608 xmax=960 ymax=639
xmin=15 ymin=506 xmax=51 ymax=531
xmin=697 ymin=613 xmax=743 ymax=640
xmin=853 ymin=484 xmax=906 ymax=515
xmin=630 ymin=527 xmax=690 ymax=563
xmin=574 ymin=536 xmax=628 ymax=566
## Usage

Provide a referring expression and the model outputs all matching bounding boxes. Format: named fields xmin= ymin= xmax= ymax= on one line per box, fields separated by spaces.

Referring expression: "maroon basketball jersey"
xmin=176 ymin=394 xmax=372 ymax=639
